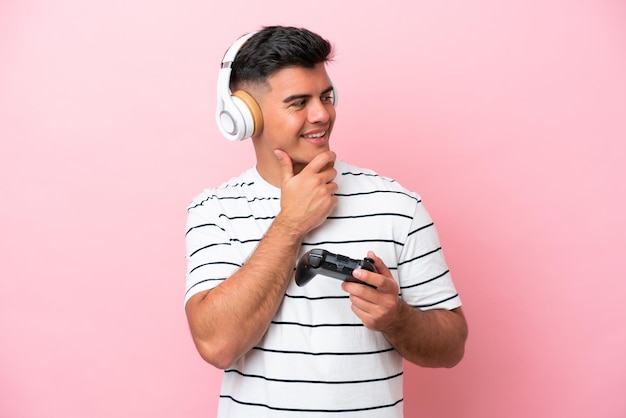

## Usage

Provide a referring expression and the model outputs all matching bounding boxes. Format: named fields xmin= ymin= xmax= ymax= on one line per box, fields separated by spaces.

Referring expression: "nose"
xmin=307 ymin=98 xmax=333 ymax=125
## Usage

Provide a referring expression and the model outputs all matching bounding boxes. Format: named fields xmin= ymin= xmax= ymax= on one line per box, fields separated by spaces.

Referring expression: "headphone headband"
xmin=221 ymin=32 xmax=256 ymax=68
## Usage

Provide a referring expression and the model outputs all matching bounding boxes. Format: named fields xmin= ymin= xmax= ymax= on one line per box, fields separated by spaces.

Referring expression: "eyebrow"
xmin=282 ymin=86 xmax=334 ymax=104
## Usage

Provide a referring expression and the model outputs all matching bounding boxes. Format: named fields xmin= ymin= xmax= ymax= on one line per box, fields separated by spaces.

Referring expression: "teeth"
xmin=303 ymin=131 xmax=325 ymax=138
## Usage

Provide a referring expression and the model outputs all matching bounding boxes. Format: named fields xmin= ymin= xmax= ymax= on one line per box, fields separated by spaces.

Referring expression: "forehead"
xmin=264 ymin=63 xmax=332 ymax=98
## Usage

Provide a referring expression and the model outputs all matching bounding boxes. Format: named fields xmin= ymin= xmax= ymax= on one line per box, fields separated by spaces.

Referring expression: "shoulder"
xmin=335 ymin=160 xmax=421 ymax=202
xmin=187 ymin=167 xmax=259 ymax=211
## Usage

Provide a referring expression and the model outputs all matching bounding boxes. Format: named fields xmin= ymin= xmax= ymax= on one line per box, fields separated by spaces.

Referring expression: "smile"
xmin=301 ymin=131 xmax=326 ymax=139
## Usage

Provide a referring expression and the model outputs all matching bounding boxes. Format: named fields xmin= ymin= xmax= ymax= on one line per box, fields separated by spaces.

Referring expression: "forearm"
xmin=186 ymin=151 xmax=338 ymax=369
xmin=383 ymin=303 xmax=468 ymax=368
xmin=345 ymin=253 xmax=468 ymax=368
xmin=186 ymin=215 xmax=305 ymax=369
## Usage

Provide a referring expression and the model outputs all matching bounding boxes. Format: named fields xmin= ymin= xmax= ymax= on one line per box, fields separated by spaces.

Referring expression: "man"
xmin=185 ymin=25 xmax=468 ymax=417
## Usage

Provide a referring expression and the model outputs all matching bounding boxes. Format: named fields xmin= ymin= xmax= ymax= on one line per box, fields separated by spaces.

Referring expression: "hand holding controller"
xmin=295 ymin=249 xmax=377 ymax=288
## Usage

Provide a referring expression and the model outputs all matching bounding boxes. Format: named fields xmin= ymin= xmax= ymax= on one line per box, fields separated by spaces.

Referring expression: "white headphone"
xmin=216 ymin=31 xmax=338 ymax=141
xmin=216 ymin=32 xmax=262 ymax=141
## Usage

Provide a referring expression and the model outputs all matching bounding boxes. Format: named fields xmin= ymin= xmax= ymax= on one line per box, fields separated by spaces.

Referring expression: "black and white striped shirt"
xmin=185 ymin=160 xmax=461 ymax=417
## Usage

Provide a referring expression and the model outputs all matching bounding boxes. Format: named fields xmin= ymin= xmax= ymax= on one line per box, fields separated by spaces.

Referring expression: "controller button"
xmin=309 ymin=253 xmax=323 ymax=268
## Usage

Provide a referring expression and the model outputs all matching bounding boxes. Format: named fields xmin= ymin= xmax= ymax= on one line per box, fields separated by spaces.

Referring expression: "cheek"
xmin=263 ymin=109 xmax=297 ymax=131
xmin=259 ymin=116 xmax=301 ymax=147
xmin=275 ymin=115 xmax=305 ymax=137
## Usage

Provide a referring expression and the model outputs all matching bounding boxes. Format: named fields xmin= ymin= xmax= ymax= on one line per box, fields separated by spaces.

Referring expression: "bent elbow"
xmin=442 ymin=345 xmax=465 ymax=368
xmin=194 ymin=338 xmax=240 ymax=370
xmin=442 ymin=311 xmax=468 ymax=368
xmin=442 ymin=326 xmax=468 ymax=368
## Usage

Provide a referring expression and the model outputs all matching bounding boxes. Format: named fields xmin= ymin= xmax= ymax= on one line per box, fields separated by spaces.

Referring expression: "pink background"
xmin=1 ymin=0 xmax=625 ymax=417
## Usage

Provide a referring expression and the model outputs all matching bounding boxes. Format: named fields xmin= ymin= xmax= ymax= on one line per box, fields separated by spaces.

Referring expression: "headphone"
xmin=216 ymin=32 xmax=262 ymax=141
xmin=216 ymin=31 xmax=338 ymax=141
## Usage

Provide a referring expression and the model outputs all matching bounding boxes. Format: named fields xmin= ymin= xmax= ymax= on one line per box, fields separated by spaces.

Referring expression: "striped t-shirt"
xmin=185 ymin=160 xmax=461 ymax=417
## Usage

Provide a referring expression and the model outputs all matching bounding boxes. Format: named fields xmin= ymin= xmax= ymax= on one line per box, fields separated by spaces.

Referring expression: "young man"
xmin=185 ymin=26 xmax=468 ymax=417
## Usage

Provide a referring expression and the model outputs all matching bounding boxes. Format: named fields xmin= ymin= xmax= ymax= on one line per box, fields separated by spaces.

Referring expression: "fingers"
xmin=342 ymin=253 xmax=400 ymax=331
xmin=366 ymin=251 xmax=392 ymax=278
xmin=273 ymin=149 xmax=294 ymax=183
xmin=351 ymin=268 xmax=385 ymax=291
xmin=274 ymin=149 xmax=337 ymax=184
xmin=273 ymin=149 xmax=338 ymax=234
xmin=344 ymin=252 xmax=395 ymax=294
xmin=302 ymin=150 xmax=337 ymax=175
xmin=304 ymin=151 xmax=337 ymax=186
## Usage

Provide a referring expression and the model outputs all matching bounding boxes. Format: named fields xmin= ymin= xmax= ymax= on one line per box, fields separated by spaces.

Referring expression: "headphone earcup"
xmin=232 ymin=90 xmax=263 ymax=138
xmin=216 ymin=89 xmax=262 ymax=141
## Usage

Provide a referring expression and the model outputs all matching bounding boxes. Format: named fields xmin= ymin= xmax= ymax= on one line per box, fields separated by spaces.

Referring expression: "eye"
xmin=290 ymin=99 xmax=307 ymax=108
xmin=321 ymin=94 xmax=333 ymax=103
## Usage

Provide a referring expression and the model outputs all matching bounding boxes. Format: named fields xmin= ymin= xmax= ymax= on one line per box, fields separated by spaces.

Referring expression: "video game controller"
xmin=295 ymin=248 xmax=377 ymax=288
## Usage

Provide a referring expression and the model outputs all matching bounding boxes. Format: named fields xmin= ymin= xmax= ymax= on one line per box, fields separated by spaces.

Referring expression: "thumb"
xmin=274 ymin=149 xmax=294 ymax=183
xmin=367 ymin=251 xmax=392 ymax=276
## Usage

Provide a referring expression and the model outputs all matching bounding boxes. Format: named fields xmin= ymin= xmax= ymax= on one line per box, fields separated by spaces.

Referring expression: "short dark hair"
xmin=230 ymin=26 xmax=333 ymax=90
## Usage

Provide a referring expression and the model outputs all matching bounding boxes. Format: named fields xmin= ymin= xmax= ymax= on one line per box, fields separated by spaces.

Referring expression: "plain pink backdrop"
xmin=1 ymin=0 xmax=625 ymax=417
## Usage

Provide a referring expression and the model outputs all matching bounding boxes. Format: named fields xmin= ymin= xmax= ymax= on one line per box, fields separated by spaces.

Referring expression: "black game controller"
xmin=295 ymin=249 xmax=377 ymax=288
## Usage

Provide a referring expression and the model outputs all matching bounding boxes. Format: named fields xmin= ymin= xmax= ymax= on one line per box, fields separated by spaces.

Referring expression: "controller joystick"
xmin=295 ymin=249 xmax=377 ymax=288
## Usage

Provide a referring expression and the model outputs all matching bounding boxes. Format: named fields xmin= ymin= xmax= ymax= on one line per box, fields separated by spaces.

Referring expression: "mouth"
xmin=301 ymin=130 xmax=328 ymax=144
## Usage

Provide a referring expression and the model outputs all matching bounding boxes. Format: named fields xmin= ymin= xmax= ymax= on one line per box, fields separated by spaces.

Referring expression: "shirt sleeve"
xmin=184 ymin=198 xmax=240 ymax=306
xmin=397 ymin=197 xmax=462 ymax=310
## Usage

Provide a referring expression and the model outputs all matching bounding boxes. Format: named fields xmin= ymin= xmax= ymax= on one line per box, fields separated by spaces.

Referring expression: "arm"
xmin=342 ymin=252 xmax=468 ymax=368
xmin=185 ymin=150 xmax=338 ymax=369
